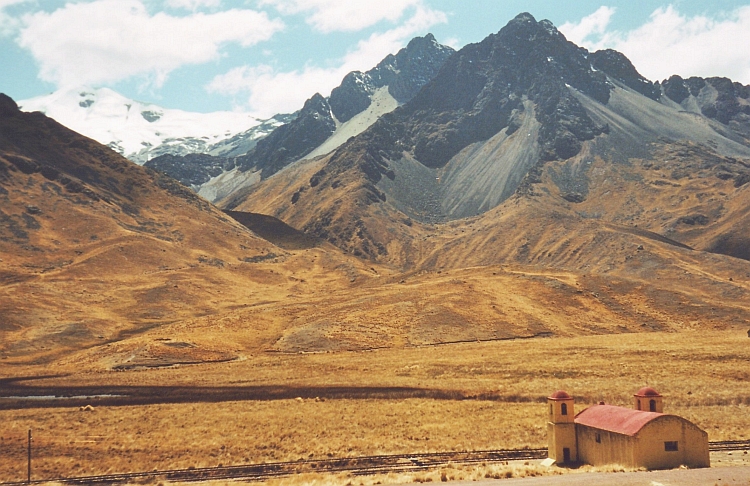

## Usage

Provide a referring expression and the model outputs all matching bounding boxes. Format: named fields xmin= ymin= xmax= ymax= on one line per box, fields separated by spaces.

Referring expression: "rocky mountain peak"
xmin=590 ymin=49 xmax=660 ymax=100
xmin=236 ymin=93 xmax=336 ymax=178
xmin=329 ymin=34 xmax=454 ymax=123
xmin=509 ymin=12 xmax=536 ymax=24
xmin=496 ymin=13 xmax=609 ymax=104
xmin=411 ymin=32 xmax=436 ymax=45
xmin=302 ymin=93 xmax=331 ymax=115
xmin=384 ymin=33 xmax=456 ymax=103
xmin=389 ymin=12 xmax=610 ymax=167
xmin=500 ymin=12 xmax=566 ymax=46
xmin=329 ymin=72 xmax=375 ymax=123
xmin=0 ymin=93 xmax=20 ymax=117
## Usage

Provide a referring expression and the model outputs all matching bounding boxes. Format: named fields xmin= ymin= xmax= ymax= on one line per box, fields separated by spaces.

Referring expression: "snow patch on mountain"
xmin=18 ymin=87 xmax=265 ymax=164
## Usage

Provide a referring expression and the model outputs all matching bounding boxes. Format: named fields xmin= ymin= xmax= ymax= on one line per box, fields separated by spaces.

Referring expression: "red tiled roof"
xmin=575 ymin=404 xmax=662 ymax=436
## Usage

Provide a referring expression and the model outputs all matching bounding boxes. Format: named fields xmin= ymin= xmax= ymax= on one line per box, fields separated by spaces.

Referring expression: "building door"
xmin=563 ymin=448 xmax=571 ymax=463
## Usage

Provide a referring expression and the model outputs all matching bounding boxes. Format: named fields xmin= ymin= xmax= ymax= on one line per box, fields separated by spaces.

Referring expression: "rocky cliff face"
xmin=660 ymin=75 xmax=750 ymax=142
xmin=236 ymin=94 xmax=337 ymax=178
xmin=404 ymin=13 xmax=611 ymax=165
xmin=145 ymin=153 xmax=234 ymax=188
xmin=589 ymin=49 xmax=661 ymax=100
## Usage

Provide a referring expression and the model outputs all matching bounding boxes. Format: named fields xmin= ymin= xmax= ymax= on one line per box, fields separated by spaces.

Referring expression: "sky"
xmin=2 ymin=0 xmax=750 ymax=118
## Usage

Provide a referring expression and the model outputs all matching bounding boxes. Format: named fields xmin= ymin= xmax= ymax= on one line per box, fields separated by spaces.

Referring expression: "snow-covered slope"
xmin=18 ymin=87 xmax=269 ymax=164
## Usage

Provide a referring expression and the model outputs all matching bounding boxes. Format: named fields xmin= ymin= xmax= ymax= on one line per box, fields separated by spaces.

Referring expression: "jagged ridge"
xmin=227 ymin=13 xmax=750 ymax=266
xmin=146 ymin=34 xmax=454 ymax=196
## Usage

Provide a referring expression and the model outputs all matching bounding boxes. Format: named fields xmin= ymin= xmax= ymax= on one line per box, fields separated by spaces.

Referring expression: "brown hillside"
xmin=212 ymin=146 xmax=750 ymax=356
xmin=218 ymin=115 xmax=750 ymax=353
xmin=223 ymin=150 xmax=430 ymax=266
xmin=0 ymin=94 xmax=375 ymax=364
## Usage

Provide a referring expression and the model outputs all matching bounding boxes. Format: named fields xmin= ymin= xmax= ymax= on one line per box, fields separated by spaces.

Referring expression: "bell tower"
xmin=634 ymin=387 xmax=663 ymax=413
xmin=547 ymin=390 xmax=577 ymax=464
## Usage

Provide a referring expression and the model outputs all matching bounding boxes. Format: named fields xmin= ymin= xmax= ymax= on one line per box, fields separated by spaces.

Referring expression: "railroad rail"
xmin=1 ymin=441 xmax=748 ymax=485
xmin=708 ymin=439 xmax=750 ymax=451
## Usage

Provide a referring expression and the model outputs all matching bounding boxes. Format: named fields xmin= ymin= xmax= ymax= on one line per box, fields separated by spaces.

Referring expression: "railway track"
xmin=1 ymin=440 xmax=748 ymax=485
xmin=708 ymin=440 xmax=750 ymax=451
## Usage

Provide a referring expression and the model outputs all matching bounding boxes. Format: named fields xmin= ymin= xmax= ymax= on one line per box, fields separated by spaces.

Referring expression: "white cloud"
xmin=259 ymin=0 xmax=423 ymax=33
xmin=442 ymin=37 xmax=461 ymax=50
xmin=16 ymin=0 xmax=284 ymax=88
xmin=208 ymin=64 xmax=344 ymax=116
xmin=166 ymin=0 xmax=221 ymax=10
xmin=207 ymin=3 xmax=447 ymax=117
xmin=559 ymin=6 xmax=616 ymax=46
xmin=337 ymin=4 xmax=446 ymax=74
xmin=561 ymin=5 xmax=750 ymax=84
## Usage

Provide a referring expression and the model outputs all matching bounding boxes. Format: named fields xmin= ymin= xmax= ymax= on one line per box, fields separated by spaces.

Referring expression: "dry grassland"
xmin=1 ymin=330 xmax=748 ymax=482
xmin=259 ymin=462 xmax=566 ymax=486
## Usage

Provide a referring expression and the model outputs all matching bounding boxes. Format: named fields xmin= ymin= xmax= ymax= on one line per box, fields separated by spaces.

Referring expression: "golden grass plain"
xmin=1 ymin=329 xmax=748 ymax=482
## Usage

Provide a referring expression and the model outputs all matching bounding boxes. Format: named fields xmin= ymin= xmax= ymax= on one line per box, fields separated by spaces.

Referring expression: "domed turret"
xmin=548 ymin=390 xmax=574 ymax=422
xmin=634 ymin=387 xmax=663 ymax=413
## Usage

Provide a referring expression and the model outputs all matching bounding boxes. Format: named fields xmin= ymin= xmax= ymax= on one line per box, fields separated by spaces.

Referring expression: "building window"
xmin=561 ymin=403 xmax=568 ymax=415
xmin=637 ymin=399 xmax=641 ymax=410
xmin=665 ymin=441 xmax=679 ymax=452
xmin=595 ymin=433 xmax=601 ymax=443
xmin=650 ymin=399 xmax=657 ymax=412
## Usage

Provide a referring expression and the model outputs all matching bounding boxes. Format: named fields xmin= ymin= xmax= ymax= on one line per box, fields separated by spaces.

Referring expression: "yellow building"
xmin=546 ymin=388 xmax=710 ymax=470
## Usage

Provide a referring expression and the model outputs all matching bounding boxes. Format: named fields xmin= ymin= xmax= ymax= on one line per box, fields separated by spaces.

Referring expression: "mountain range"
xmin=18 ymin=86 xmax=291 ymax=165
xmin=226 ymin=13 xmax=750 ymax=265
xmin=145 ymin=33 xmax=455 ymax=202
xmin=2 ymin=12 xmax=749 ymax=364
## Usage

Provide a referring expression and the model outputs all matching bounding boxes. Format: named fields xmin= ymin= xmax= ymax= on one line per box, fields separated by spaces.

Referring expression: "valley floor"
xmin=0 ymin=330 xmax=748 ymax=483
